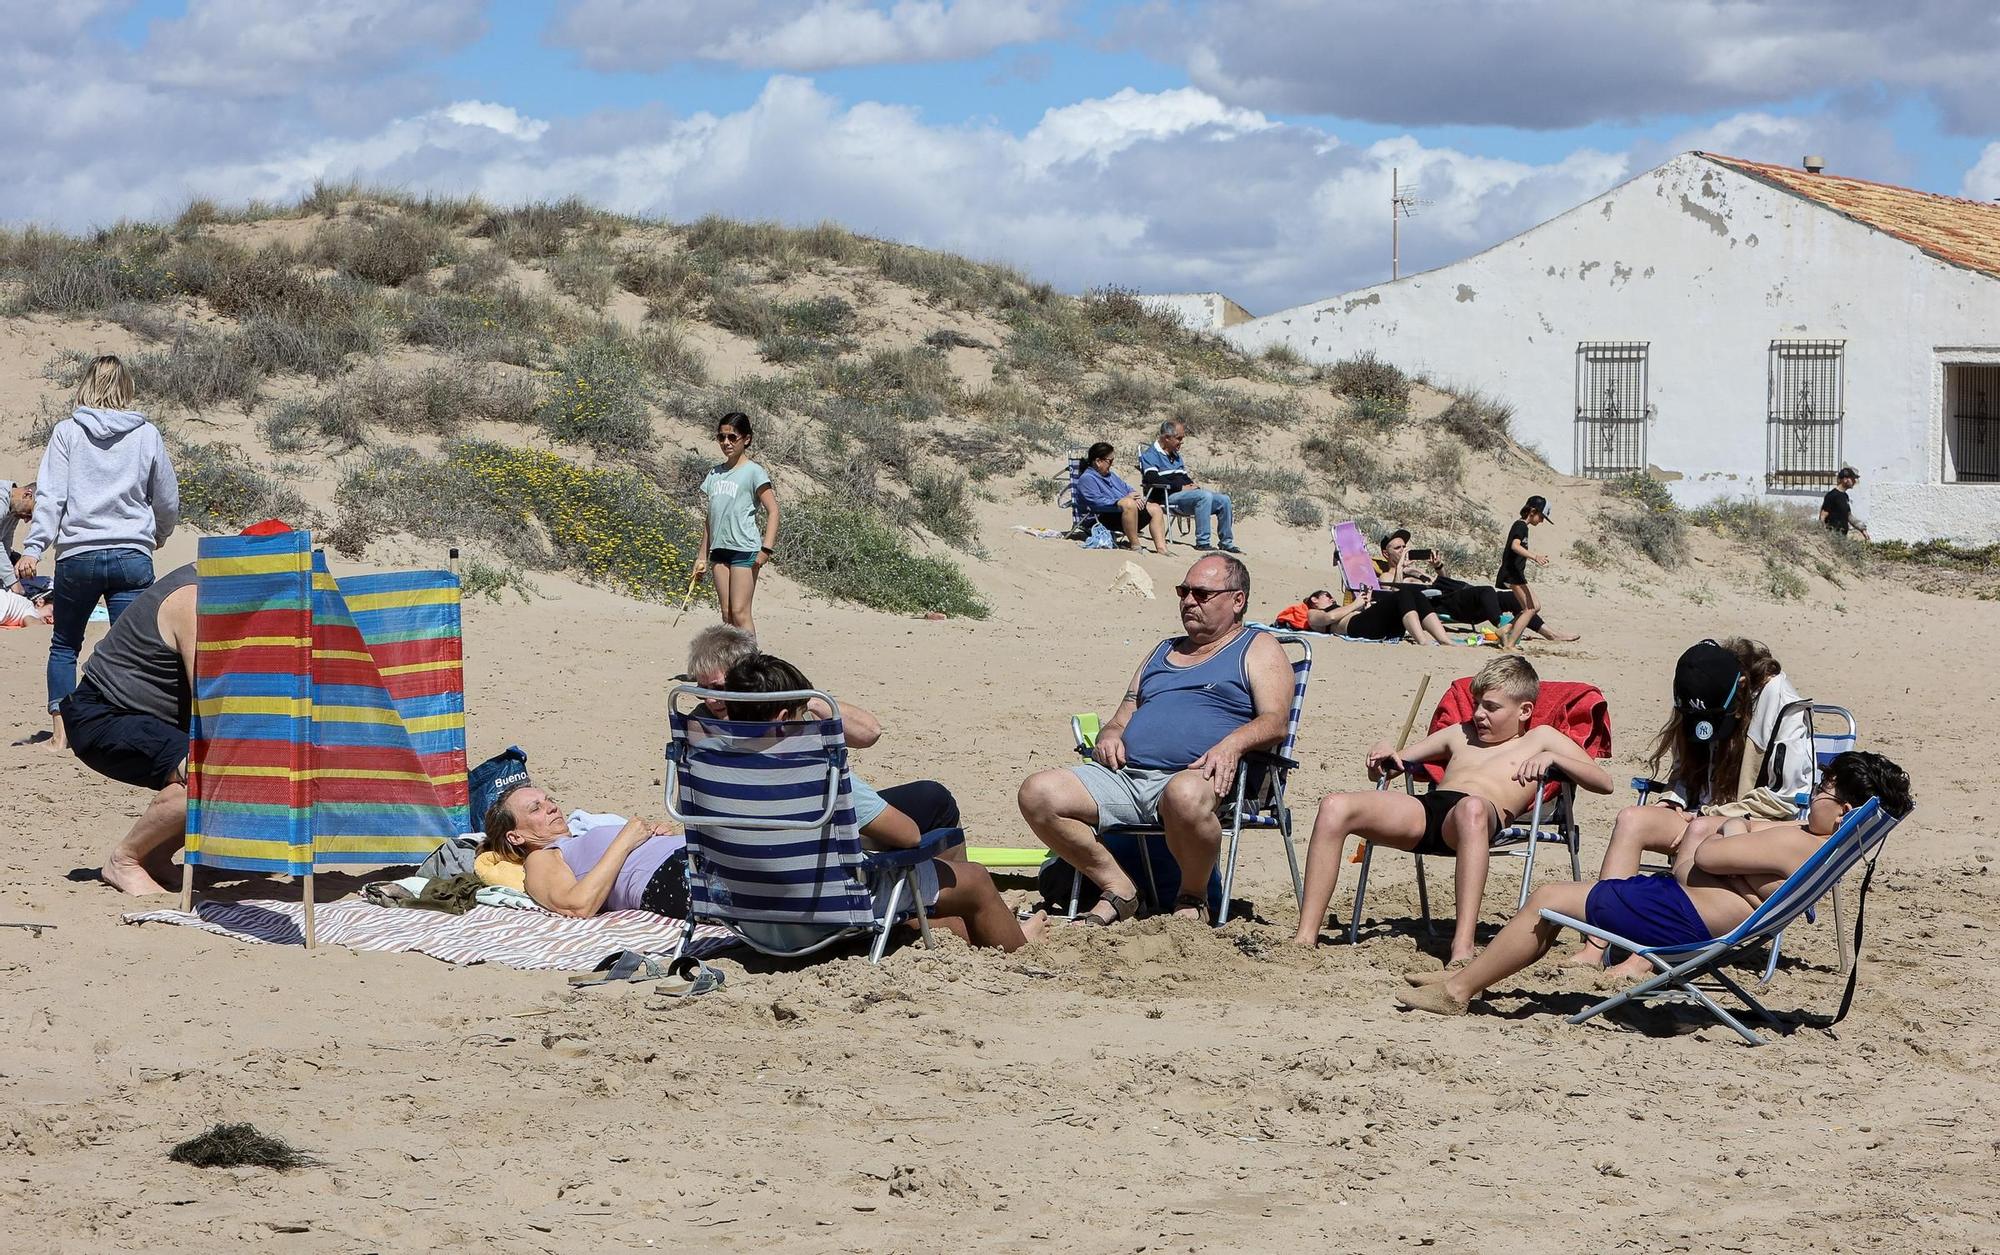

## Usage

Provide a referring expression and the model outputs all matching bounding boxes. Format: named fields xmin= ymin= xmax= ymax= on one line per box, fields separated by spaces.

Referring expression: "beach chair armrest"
xmin=1537 ymin=909 xmax=1636 ymax=951
xmin=862 ymin=827 xmax=964 ymax=870
xmin=1240 ymin=750 xmax=1298 ymax=772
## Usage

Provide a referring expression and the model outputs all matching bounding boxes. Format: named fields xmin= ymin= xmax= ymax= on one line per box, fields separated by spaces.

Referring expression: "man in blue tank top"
xmin=1018 ymin=554 xmax=1294 ymax=925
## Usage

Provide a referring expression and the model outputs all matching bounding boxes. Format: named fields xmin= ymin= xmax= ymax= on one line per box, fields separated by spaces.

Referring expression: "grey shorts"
xmin=1070 ymin=761 xmax=1189 ymax=829
xmin=869 ymin=859 xmax=940 ymax=916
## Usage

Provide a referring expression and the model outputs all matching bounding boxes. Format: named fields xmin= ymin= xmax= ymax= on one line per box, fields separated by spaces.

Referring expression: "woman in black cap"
xmin=1495 ymin=495 xmax=1552 ymax=651
xmin=1562 ymin=637 xmax=1806 ymax=975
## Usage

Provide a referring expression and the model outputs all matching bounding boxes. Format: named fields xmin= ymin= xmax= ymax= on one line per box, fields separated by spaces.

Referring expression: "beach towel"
xmin=1411 ymin=676 xmax=1612 ymax=793
xmin=124 ymin=899 xmax=738 ymax=970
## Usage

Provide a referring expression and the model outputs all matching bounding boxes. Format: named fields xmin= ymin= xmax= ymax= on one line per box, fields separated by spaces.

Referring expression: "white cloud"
xmin=1967 ymin=143 xmax=2000 ymax=201
xmin=2 ymin=71 xmax=1636 ymax=313
xmin=1139 ymin=0 xmax=2000 ymax=134
xmin=143 ymin=0 xmax=487 ymax=96
xmin=547 ymin=0 xmax=1066 ymax=71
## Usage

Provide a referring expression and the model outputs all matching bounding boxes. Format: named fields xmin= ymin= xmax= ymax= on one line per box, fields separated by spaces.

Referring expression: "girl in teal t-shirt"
xmin=695 ymin=411 xmax=780 ymax=635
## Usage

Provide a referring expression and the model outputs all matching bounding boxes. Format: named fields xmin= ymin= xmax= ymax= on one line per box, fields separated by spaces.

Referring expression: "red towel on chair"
xmin=1409 ymin=676 xmax=1612 ymax=795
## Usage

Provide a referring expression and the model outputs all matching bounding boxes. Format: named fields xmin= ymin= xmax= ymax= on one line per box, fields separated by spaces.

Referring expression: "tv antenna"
xmin=1391 ymin=167 xmax=1430 ymax=280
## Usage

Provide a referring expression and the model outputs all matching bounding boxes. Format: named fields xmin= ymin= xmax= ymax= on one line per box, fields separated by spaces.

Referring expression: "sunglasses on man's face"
xmin=1175 ymin=583 xmax=1240 ymax=603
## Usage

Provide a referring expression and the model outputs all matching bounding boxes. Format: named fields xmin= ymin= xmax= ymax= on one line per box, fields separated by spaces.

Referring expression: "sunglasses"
xmin=1175 ymin=584 xmax=1240 ymax=603
xmin=716 ymin=432 xmax=745 ymax=443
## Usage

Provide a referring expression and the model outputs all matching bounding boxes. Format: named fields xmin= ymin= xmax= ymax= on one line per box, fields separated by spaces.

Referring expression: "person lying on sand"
xmin=1018 ymin=553 xmax=1293 ymax=925
xmin=1289 ymin=656 xmax=1613 ymax=963
xmin=720 ymin=652 xmax=1049 ymax=952
xmin=1273 ymin=585 xmax=1463 ymax=646
xmin=480 ymin=785 xmax=691 ymax=918
xmin=1397 ymin=750 xmax=1912 ymax=1018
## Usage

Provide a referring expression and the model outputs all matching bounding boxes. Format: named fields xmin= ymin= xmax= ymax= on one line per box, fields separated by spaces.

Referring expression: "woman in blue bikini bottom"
xmin=1395 ymin=750 xmax=1911 ymax=1018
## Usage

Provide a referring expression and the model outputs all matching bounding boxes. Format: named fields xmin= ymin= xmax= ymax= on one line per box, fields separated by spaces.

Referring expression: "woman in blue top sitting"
xmin=1075 ymin=441 xmax=1167 ymax=554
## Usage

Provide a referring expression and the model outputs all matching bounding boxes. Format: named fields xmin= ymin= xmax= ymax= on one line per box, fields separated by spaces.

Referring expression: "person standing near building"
xmin=13 ymin=356 xmax=179 ymax=750
xmin=693 ymin=411 xmax=780 ymax=638
xmin=1819 ymin=467 xmax=1869 ymax=541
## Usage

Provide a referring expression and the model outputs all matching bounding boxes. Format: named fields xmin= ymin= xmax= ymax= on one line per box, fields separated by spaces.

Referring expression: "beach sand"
xmin=3 ymin=489 xmax=1998 ymax=1253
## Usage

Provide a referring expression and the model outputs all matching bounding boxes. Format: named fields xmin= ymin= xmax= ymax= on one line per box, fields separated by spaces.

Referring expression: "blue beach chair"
xmin=661 ymin=685 xmax=960 ymax=965
xmin=1541 ymin=797 xmax=1906 ymax=1046
xmin=1060 ymin=631 xmax=1314 ymax=926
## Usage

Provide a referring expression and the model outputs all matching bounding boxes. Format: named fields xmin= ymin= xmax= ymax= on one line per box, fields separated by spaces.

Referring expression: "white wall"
xmin=1139 ymin=292 xmax=1251 ymax=334
xmin=1223 ymin=153 xmax=2000 ymax=543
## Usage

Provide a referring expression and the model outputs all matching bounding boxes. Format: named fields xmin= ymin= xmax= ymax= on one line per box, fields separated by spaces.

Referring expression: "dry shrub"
xmin=310 ymin=215 xmax=454 ymax=286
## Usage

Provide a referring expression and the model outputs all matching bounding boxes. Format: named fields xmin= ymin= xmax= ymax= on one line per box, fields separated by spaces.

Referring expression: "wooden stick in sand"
xmin=670 ymin=565 xmax=702 ymax=626
xmin=1353 ymin=673 xmax=1431 ymax=862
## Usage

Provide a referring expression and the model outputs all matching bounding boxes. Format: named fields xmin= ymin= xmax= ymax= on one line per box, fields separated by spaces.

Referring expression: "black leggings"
xmin=1433 ymin=579 xmax=1544 ymax=631
xmin=877 ymin=780 xmax=962 ymax=837
xmin=1346 ymin=585 xmax=1433 ymax=640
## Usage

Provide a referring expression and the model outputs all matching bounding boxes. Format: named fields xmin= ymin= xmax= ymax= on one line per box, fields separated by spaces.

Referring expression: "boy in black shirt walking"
xmin=1819 ymin=467 xmax=1869 ymax=540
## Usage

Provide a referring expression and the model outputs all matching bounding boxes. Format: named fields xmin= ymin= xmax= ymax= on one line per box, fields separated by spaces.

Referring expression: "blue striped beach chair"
xmin=662 ymin=686 xmax=960 ymax=964
xmin=1065 ymin=630 xmax=1313 ymax=926
xmin=1541 ymin=797 xmax=1906 ymax=1046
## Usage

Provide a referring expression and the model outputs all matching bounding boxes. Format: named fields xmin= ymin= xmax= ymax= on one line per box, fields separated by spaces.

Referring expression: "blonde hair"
xmin=1472 ymin=654 xmax=1539 ymax=703
xmin=74 ymin=355 xmax=135 ymax=410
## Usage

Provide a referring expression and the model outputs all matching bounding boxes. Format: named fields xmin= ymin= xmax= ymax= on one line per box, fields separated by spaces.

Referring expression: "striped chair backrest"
xmin=1721 ymin=798 xmax=1902 ymax=948
xmin=1266 ymin=631 xmax=1314 ymax=762
xmin=1808 ymin=704 xmax=1858 ymax=777
xmin=667 ymin=697 xmax=878 ymax=929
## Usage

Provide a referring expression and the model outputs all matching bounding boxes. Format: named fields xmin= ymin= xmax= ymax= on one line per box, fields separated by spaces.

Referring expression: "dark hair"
xmin=1647 ymin=640 xmax=1778 ymax=807
xmin=478 ymin=783 xmax=534 ymax=857
xmin=723 ymin=653 xmax=814 ymax=722
xmin=1086 ymin=441 xmax=1115 ymax=463
xmin=1304 ymin=588 xmax=1335 ymax=605
xmin=1837 ymin=466 xmax=1858 ymax=480
xmin=718 ymin=411 xmax=754 ymax=443
xmin=1822 ymin=750 xmax=1912 ymax=819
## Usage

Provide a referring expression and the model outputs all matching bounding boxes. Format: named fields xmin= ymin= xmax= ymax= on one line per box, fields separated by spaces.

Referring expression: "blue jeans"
xmin=1168 ymin=489 xmax=1234 ymax=546
xmin=48 ymin=548 xmax=154 ymax=713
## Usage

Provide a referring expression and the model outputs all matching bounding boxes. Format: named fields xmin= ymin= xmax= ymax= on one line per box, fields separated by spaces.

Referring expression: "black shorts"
xmin=637 ymin=849 xmax=692 ymax=918
xmin=60 ymin=678 xmax=188 ymax=792
xmin=1414 ymin=789 xmax=1501 ymax=857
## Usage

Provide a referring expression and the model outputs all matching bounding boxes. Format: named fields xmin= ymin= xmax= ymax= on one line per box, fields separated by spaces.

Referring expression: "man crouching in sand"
xmin=62 ymin=563 xmax=197 ymax=894
xmin=1289 ymin=656 xmax=1613 ymax=964
xmin=1397 ymin=750 xmax=1912 ymax=1017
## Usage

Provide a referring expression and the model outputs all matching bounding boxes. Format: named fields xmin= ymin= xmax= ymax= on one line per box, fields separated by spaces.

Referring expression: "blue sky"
xmin=17 ymin=1 xmax=2000 ymax=312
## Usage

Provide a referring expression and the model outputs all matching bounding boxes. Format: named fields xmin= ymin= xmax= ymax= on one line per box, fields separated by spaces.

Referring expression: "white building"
xmin=1223 ymin=152 xmax=2000 ymax=543
xmin=1138 ymin=291 xmax=1253 ymax=335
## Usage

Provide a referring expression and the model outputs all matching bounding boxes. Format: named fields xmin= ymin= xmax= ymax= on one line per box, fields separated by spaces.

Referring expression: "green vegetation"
xmin=537 ymin=336 xmax=649 ymax=451
xmin=782 ymin=493 xmax=988 ymax=618
xmin=1434 ymin=389 xmax=1513 ymax=451
xmin=172 ymin=438 xmax=308 ymax=531
xmin=1325 ymin=351 xmax=1409 ymax=404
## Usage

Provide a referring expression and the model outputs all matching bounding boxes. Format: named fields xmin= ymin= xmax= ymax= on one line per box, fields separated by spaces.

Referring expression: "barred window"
xmin=1573 ymin=341 xmax=1648 ymax=479
xmin=1766 ymin=340 xmax=1845 ymax=490
xmin=1944 ymin=362 xmax=2000 ymax=484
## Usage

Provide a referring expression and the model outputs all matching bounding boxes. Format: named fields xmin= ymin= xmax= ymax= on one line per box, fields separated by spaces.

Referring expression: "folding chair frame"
xmin=1539 ymin=798 xmax=1903 ymax=1046
xmin=662 ymin=685 xmax=951 ymax=966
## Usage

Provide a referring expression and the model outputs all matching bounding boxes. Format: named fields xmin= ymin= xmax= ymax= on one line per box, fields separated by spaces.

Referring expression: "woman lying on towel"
xmin=1274 ymin=587 xmax=1462 ymax=646
xmin=478 ymin=787 xmax=691 ymax=919
xmin=1396 ymin=750 xmax=1911 ymax=1018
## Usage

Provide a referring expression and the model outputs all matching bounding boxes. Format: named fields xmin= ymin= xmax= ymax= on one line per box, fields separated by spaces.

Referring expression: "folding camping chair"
xmin=1056 ymin=448 xmax=1095 ymax=539
xmin=1631 ymin=701 xmax=1859 ymax=980
xmin=1057 ymin=632 xmax=1314 ymax=926
xmin=1346 ymin=676 xmax=1611 ymax=945
xmin=1543 ymin=797 xmax=1906 ymax=1046
xmin=661 ymin=685 xmax=961 ymax=965
xmin=1135 ymin=444 xmax=1194 ymax=542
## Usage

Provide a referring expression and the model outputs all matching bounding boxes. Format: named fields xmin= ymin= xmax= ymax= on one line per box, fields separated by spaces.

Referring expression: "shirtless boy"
xmin=1289 ymin=656 xmax=1613 ymax=964
xmin=1397 ymin=750 xmax=1912 ymax=1017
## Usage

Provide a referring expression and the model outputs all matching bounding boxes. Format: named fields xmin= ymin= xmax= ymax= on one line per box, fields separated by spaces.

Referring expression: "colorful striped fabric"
xmin=186 ymin=531 xmax=315 ymax=874
xmin=187 ymin=531 xmax=468 ymax=875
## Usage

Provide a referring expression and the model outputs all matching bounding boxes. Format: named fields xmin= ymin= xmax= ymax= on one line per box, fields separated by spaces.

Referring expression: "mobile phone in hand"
xmin=1408 ymin=548 xmax=1434 ymax=562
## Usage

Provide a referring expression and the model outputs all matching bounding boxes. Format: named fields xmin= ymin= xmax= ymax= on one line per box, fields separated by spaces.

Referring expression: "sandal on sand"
xmin=1172 ymin=893 xmax=1211 ymax=925
xmin=571 ymin=951 xmax=723 ymax=998
xmin=1079 ymin=888 xmax=1139 ymax=926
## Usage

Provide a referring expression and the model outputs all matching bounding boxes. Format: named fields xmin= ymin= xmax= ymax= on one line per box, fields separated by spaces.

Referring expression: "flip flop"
xmin=653 ymin=958 xmax=726 ymax=1000
xmin=11 ymin=730 xmax=51 ymax=747
xmin=570 ymin=950 xmax=725 ymax=997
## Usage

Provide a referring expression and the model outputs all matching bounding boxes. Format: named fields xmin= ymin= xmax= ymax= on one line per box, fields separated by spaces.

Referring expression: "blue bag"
xmin=466 ymin=745 xmax=531 ymax=834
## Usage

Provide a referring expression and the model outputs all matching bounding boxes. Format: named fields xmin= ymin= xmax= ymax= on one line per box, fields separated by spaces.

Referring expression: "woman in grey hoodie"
xmin=13 ymin=356 xmax=179 ymax=749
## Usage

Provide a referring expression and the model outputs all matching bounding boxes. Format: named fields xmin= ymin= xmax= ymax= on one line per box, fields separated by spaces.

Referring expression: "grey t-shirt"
xmin=701 ymin=461 xmax=772 ymax=553
xmin=81 ymin=563 xmax=195 ymax=726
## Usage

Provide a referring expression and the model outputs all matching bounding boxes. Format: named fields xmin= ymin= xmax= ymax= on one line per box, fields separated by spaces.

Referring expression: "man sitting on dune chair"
xmin=1017 ymin=553 xmax=1293 ymax=924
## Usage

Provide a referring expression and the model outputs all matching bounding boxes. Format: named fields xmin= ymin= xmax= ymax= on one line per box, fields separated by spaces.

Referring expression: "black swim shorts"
xmin=1413 ymin=789 xmax=1501 ymax=857
xmin=60 ymin=677 xmax=188 ymax=792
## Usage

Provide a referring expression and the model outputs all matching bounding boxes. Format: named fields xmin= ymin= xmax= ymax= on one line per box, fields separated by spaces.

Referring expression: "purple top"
xmin=1075 ymin=466 xmax=1134 ymax=513
xmin=554 ymin=824 xmax=685 ymax=913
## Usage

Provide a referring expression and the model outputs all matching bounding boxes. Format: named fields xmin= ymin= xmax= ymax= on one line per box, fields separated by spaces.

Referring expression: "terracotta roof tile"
xmin=1698 ymin=152 xmax=2000 ymax=281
